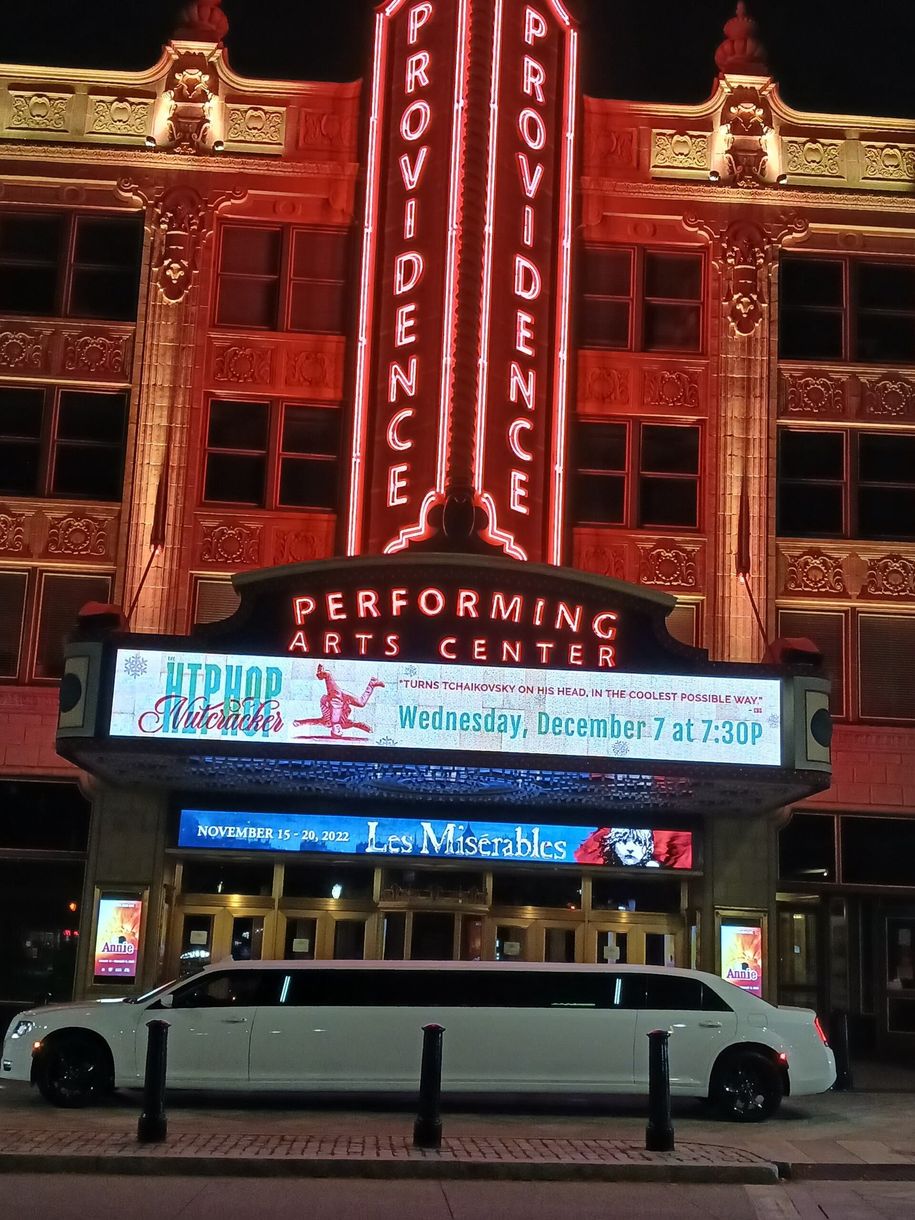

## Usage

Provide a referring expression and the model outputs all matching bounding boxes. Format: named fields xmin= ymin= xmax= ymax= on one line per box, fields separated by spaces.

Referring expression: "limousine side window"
xmin=640 ymin=975 xmax=732 ymax=1013
xmin=283 ymin=970 xmax=643 ymax=1010
xmin=170 ymin=970 xmax=283 ymax=1009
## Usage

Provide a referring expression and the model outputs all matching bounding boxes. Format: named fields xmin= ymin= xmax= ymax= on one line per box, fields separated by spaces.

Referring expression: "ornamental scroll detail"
xmin=865 ymin=555 xmax=915 ymax=599
xmin=784 ymin=550 xmax=847 ymax=596
xmin=684 ymin=214 xmax=809 ymax=337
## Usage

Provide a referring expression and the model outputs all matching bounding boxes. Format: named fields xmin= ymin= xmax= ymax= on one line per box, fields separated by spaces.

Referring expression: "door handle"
xmin=699 ymin=1020 xmax=722 ymax=1028
xmin=221 ymin=1016 xmax=248 ymax=1024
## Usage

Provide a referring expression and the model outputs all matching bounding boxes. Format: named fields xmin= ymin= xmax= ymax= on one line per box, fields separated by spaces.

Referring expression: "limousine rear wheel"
xmin=35 ymin=1033 xmax=113 ymax=1108
xmin=711 ymin=1052 xmax=783 ymax=1123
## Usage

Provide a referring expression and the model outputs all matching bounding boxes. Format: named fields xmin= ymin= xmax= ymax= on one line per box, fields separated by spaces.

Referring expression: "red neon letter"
xmin=515 ymin=310 xmax=535 ymax=355
xmin=399 ymin=146 xmax=428 ymax=191
xmin=457 ymin=588 xmax=479 ymax=617
xmin=408 ymin=2 xmax=432 ymax=45
xmin=516 ymin=153 xmax=544 ymax=200
xmin=387 ymin=408 xmax=414 ymax=451
xmin=509 ymin=361 xmax=535 ymax=409
xmin=326 ymin=592 xmax=346 ymax=621
xmin=492 ymin=592 xmax=523 ymax=623
xmin=357 ymin=589 xmax=381 ymax=618
xmin=518 ymin=108 xmax=546 ymax=151
xmin=405 ymin=50 xmax=431 ymax=94
xmin=293 ymin=595 xmax=316 ymax=625
xmin=522 ymin=56 xmax=546 ymax=104
xmin=514 ymin=255 xmax=541 ymax=300
xmin=395 ymin=303 xmax=417 ymax=346
xmin=418 ymin=587 xmax=446 ymax=616
xmin=524 ymin=6 xmax=548 ymax=45
xmin=439 ymin=636 xmax=457 ymax=659
xmin=388 ymin=463 xmax=409 ymax=506
xmin=389 ymin=356 xmax=418 ymax=401
xmin=592 ymin=611 xmax=619 ymax=641
xmin=400 ymin=100 xmax=431 ymax=142
xmin=523 ymin=205 xmax=534 ymax=248
xmin=510 ymin=470 xmax=530 ymax=514
xmin=508 ymin=418 xmax=534 ymax=461
xmin=394 ymin=251 xmax=424 ymax=295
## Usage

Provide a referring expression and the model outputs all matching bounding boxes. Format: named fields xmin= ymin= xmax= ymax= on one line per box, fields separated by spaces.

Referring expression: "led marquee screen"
xmin=111 ymin=649 xmax=782 ymax=768
xmin=93 ymin=895 xmax=143 ymax=981
xmin=178 ymin=809 xmax=694 ymax=870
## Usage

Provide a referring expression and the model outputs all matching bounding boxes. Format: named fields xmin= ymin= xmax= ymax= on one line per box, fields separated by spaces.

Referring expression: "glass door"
xmin=171 ymin=906 xmax=275 ymax=976
xmin=777 ymin=906 xmax=820 ymax=1009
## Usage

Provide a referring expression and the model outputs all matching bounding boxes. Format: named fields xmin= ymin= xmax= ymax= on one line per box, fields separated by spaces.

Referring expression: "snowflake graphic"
xmin=403 ymin=665 xmax=417 ymax=677
xmin=767 ymin=714 xmax=779 ymax=728
xmin=611 ymin=741 xmax=630 ymax=756
xmin=123 ymin=654 xmax=148 ymax=679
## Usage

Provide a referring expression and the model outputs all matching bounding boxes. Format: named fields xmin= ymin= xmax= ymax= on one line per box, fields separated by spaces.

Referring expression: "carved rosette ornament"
xmin=117 ymin=181 xmax=245 ymax=303
xmin=213 ymin=345 xmax=273 ymax=384
xmin=638 ymin=544 xmax=699 ymax=590
xmin=46 ymin=515 xmax=108 ymax=557
xmin=784 ymin=550 xmax=847 ymax=596
xmin=0 ymin=510 xmax=26 ymax=554
xmin=865 ymin=555 xmax=915 ymax=599
xmin=783 ymin=372 xmax=846 ymax=416
xmin=861 ymin=376 xmax=915 ymax=419
xmin=584 ymin=366 xmax=629 ymax=407
xmin=643 ymin=369 xmax=699 ymax=409
xmin=0 ymin=329 xmax=50 ymax=372
xmin=684 ymin=215 xmax=808 ymax=336
xmin=576 ymin=543 xmax=627 ymax=582
xmin=200 ymin=522 xmax=262 ymax=566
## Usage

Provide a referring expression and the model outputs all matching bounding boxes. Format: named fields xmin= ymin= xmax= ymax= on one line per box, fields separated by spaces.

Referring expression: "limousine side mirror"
xmin=159 ymin=994 xmax=174 ymax=1009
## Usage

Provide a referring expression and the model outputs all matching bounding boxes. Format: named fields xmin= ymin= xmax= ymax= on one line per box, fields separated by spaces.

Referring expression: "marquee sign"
xmin=178 ymin=808 xmax=695 ymax=870
xmin=111 ymin=649 xmax=783 ymax=769
xmin=347 ymin=0 xmax=577 ymax=562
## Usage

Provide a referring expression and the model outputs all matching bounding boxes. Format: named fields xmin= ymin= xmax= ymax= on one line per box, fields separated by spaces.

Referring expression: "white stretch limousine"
xmin=2 ymin=961 xmax=836 ymax=1121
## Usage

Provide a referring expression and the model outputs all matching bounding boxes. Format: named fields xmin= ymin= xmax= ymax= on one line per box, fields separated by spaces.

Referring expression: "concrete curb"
xmin=0 ymin=1152 xmax=780 ymax=1183
xmin=782 ymin=1162 xmax=915 ymax=1182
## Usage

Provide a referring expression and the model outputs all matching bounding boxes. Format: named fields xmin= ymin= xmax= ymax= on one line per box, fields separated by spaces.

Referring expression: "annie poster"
xmin=93 ymin=896 xmax=143 ymax=980
xmin=720 ymin=923 xmax=764 ymax=997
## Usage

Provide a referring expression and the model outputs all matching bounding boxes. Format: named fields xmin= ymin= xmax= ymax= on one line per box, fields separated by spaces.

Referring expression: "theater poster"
xmin=719 ymin=921 xmax=764 ymax=998
xmin=93 ymin=895 xmax=143 ymax=981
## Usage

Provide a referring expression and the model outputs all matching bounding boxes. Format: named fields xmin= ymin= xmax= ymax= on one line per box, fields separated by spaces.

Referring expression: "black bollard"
xmin=645 ymin=1028 xmax=674 ymax=1152
xmin=413 ymin=1022 xmax=444 ymax=1150
xmin=829 ymin=1008 xmax=854 ymax=1092
xmin=137 ymin=1018 xmax=170 ymax=1143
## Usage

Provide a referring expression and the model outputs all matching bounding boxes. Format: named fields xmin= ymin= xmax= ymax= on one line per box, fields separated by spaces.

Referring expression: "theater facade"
xmin=3 ymin=0 xmax=915 ymax=1056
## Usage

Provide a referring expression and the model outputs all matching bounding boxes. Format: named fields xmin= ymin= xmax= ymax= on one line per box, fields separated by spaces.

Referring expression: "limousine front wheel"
xmin=711 ymin=1052 xmax=783 ymax=1123
xmin=35 ymin=1033 xmax=113 ymax=1108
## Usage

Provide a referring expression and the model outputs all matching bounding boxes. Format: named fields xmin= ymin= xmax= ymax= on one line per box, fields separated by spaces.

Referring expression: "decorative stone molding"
xmin=226 ymin=104 xmax=285 ymax=148
xmin=272 ymin=529 xmax=320 ymax=565
xmin=583 ymin=365 xmax=630 ymax=407
xmin=297 ymin=109 xmax=357 ymax=154
xmin=0 ymin=328 xmax=51 ymax=373
xmin=200 ymin=521 xmax=262 ymax=566
xmin=651 ymin=131 xmax=710 ymax=173
xmin=587 ymin=124 xmax=637 ymax=174
xmin=87 ymin=96 xmax=152 ymax=138
xmin=861 ymin=375 xmax=915 ymax=419
xmin=7 ymin=91 xmax=71 ymax=132
xmin=685 ymin=214 xmax=808 ymax=337
xmin=643 ymin=369 xmax=700 ymax=410
xmin=716 ymin=86 xmax=778 ymax=188
xmin=213 ymin=344 xmax=273 ymax=384
xmin=46 ymin=514 xmax=109 ymax=558
xmin=62 ymin=332 xmax=131 ymax=377
xmin=162 ymin=60 xmax=219 ymax=155
xmin=865 ymin=555 xmax=915 ymax=599
xmin=0 ymin=510 xmax=26 ymax=555
xmin=783 ymin=371 xmax=847 ymax=416
xmin=575 ymin=541 xmax=628 ymax=582
xmin=861 ymin=143 xmax=915 ymax=183
xmin=638 ymin=543 xmax=699 ymax=590
xmin=783 ymin=138 xmax=844 ymax=179
xmin=784 ymin=549 xmax=847 ymax=596
xmin=286 ymin=348 xmax=330 ymax=390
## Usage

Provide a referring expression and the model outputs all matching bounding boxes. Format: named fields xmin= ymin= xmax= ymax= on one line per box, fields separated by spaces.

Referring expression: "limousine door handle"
xmin=698 ymin=1020 xmax=723 ymax=1028
xmin=221 ymin=1016 xmax=248 ymax=1024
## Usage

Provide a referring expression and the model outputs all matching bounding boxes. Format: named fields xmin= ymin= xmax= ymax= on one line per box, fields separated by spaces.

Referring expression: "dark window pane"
xmin=172 ymin=970 xmax=283 ymax=1008
xmin=288 ymin=280 xmax=347 ymax=333
xmin=491 ymin=872 xmax=581 ymax=908
xmin=69 ymin=266 xmax=140 ymax=321
xmin=777 ymin=484 xmax=843 ymax=536
xmin=57 ymin=391 xmax=125 ymax=444
xmin=779 ymin=308 xmax=844 ymax=361
xmin=574 ymin=473 xmax=624 ymax=523
xmin=0 ymin=780 xmax=90 ymax=851
xmin=644 ymin=252 xmax=701 ymax=300
xmin=642 ymin=425 xmax=699 ymax=474
xmin=856 ymin=263 xmax=915 ymax=311
xmin=0 ymin=859 xmax=84 ymax=1003
xmin=193 ymin=579 xmax=241 ymax=626
xmin=858 ymin=615 xmax=915 ymax=720
xmin=34 ymin=574 xmax=111 ymax=679
xmin=0 ymin=440 xmax=40 ymax=495
xmin=842 ymin=817 xmax=915 ymax=886
xmin=779 ymin=813 xmax=836 ymax=882
xmin=216 ymin=276 xmax=279 ymax=328
xmin=666 ymin=603 xmax=697 ymax=648
xmin=0 ymin=387 xmax=43 ymax=438
xmin=781 ymin=258 xmax=843 ymax=308
xmin=643 ymin=975 xmax=703 ymax=1010
xmin=282 ymin=406 xmax=339 ymax=456
xmin=204 ymin=453 xmax=266 ymax=504
xmin=291 ymin=229 xmax=349 ymax=279
xmin=579 ymin=422 xmax=626 ymax=471
xmin=859 ymin=434 xmax=915 ymax=485
xmin=220 ymin=227 xmax=281 ymax=277
xmin=858 ymin=487 xmax=915 ymax=541
xmin=283 ymin=865 xmax=373 ymax=900
xmin=0 ymin=264 xmax=59 ymax=315
xmin=0 ymin=212 xmax=64 ymax=262
xmin=591 ymin=878 xmax=682 ymax=913
xmin=777 ymin=609 xmax=845 ymax=717
xmin=182 ymin=861 xmax=273 ymax=896
xmin=779 ymin=431 xmax=844 ymax=480
xmin=643 ymin=302 xmax=700 ymax=351
xmin=207 ymin=400 xmax=269 ymax=451
xmin=582 ymin=247 xmax=632 ymax=297
xmin=53 ymin=444 xmax=123 ymax=499
xmin=0 ymin=572 xmax=27 ymax=678
xmin=579 ymin=297 xmax=630 ymax=347
xmin=640 ymin=477 xmax=698 ymax=527
xmin=73 ymin=216 xmax=143 ymax=268
xmin=856 ymin=312 xmax=915 ymax=363
xmin=278 ymin=457 xmax=337 ymax=508
xmin=0 ymin=387 xmax=43 ymax=494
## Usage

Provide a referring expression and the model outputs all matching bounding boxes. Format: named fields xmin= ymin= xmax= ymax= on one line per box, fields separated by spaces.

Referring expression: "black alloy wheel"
xmin=35 ymin=1035 xmax=112 ymax=1108
xmin=712 ymin=1052 xmax=783 ymax=1123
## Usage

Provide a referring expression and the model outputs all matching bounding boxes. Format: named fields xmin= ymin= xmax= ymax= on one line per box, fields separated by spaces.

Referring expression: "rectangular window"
xmin=777 ymin=609 xmax=846 ymax=719
xmin=34 ymin=572 xmax=112 ymax=681
xmin=0 ymin=386 xmax=127 ymax=501
xmin=858 ymin=614 xmax=915 ymax=721
xmin=574 ymin=420 xmax=700 ymax=529
xmin=203 ymin=398 xmax=340 ymax=510
xmin=579 ymin=246 xmax=702 ymax=352
xmin=0 ymin=571 xmax=28 ymax=679
xmin=780 ymin=255 xmax=915 ymax=364
xmin=0 ymin=210 xmax=142 ymax=322
xmin=777 ymin=428 xmax=915 ymax=542
xmin=192 ymin=578 xmax=242 ymax=626
xmin=215 ymin=224 xmax=349 ymax=334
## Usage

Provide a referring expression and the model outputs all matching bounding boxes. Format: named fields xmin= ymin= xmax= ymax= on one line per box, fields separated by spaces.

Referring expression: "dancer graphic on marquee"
xmin=294 ymin=663 xmax=384 ymax=739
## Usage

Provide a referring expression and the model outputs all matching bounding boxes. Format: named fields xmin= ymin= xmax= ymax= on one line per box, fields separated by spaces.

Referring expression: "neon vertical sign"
xmin=347 ymin=1 xmax=577 ymax=564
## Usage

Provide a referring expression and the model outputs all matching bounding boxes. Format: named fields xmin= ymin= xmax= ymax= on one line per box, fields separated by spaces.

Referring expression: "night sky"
xmin=0 ymin=0 xmax=912 ymax=121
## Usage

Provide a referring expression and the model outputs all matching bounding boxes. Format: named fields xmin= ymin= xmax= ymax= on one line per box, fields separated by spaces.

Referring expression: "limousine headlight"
xmin=10 ymin=1020 xmax=35 ymax=1040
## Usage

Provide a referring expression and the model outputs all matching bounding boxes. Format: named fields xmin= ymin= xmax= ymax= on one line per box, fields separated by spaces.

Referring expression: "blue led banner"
xmin=178 ymin=809 xmax=694 ymax=870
